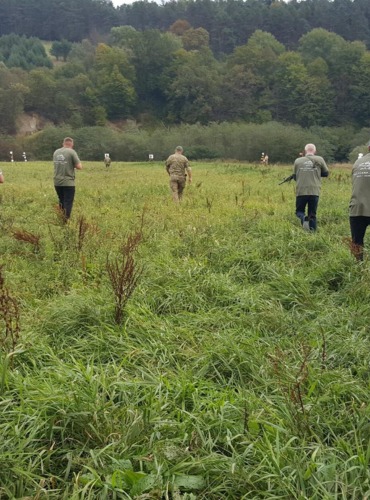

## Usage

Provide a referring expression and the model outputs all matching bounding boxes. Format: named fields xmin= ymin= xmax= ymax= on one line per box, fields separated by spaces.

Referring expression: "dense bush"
xmin=17 ymin=122 xmax=370 ymax=163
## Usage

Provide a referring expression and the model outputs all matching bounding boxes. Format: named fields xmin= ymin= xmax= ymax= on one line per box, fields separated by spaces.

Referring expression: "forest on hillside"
xmin=1 ymin=0 xmax=370 ymax=54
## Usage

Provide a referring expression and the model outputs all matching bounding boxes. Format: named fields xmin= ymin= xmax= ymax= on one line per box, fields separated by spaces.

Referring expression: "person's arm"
xmin=165 ymin=158 xmax=171 ymax=175
xmin=320 ymin=160 xmax=329 ymax=177
xmin=0 ymin=171 xmax=4 ymax=183
xmin=293 ymin=160 xmax=298 ymax=181
xmin=73 ymin=150 xmax=82 ymax=170
xmin=186 ymin=165 xmax=192 ymax=183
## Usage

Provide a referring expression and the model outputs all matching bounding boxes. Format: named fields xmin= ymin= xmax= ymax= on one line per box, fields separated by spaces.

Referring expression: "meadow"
xmin=0 ymin=160 xmax=369 ymax=499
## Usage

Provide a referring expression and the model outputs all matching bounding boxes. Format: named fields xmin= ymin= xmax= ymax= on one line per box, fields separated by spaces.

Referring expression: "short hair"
xmin=175 ymin=146 xmax=183 ymax=152
xmin=305 ymin=143 xmax=316 ymax=154
xmin=63 ymin=137 xmax=74 ymax=145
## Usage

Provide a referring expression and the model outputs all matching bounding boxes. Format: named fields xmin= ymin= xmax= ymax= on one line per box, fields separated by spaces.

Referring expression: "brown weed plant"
xmin=76 ymin=215 xmax=90 ymax=252
xmin=12 ymin=229 xmax=41 ymax=253
xmin=343 ymin=236 xmax=364 ymax=261
xmin=290 ymin=344 xmax=311 ymax=419
xmin=0 ymin=265 xmax=20 ymax=353
xmin=106 ymin=231 xmax=143 ymax=325
xmin=53 ymin=204 xmax=68 ymax=225
xmin=271 ymin=344 xmax=312 ymax=435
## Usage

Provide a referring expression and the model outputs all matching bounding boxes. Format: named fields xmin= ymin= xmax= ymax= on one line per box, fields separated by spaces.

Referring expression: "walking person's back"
xmin=53 ymin=137 xmax=82 ymax=221
xmin=165 ymin=146 xmax=192 ymax=203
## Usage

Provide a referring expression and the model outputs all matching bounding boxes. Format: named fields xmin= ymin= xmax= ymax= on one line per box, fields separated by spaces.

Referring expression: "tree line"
xmin=1 ymin=27 xmax=370 ymax=139
xmin=0 ymin=0 xmax=370 ymax=55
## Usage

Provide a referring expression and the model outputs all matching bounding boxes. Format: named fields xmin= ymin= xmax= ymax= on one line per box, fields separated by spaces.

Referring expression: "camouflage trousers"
xmin=169 ymin=175 xmax=186 ymax=202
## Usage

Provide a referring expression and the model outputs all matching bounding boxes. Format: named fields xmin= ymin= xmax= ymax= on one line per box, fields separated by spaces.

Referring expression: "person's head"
xmin=304 ymin=143 xmax=316 ymax=155
xmin=63 ymin=137 xmax=74 ymax=148
xmin=175 ymin=146 xmax=183 ymax=154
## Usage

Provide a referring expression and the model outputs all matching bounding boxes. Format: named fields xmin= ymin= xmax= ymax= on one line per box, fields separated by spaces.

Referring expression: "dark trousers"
xmin=350 ymin=216 xmax=370 ymax=260
xmin=296 ymin=195 xmax=319 ymax=230
xmin=350 ymin=216 xmax=370 ymax=245
xmin=54 ymin=186 xmax=75 ymax=220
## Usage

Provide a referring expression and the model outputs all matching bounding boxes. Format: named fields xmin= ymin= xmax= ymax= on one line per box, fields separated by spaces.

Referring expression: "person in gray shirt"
xmin=293 ymin=143 xmax=329 ymax=231
xmin=349 ymin=142 xmax=370 ymax=261
xmin=53 ymin=137 xmax=82 ymax=221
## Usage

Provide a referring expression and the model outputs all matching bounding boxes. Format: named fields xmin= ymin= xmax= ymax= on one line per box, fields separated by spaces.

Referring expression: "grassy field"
xmin=0 ymin=161 xmax=369 ymax=499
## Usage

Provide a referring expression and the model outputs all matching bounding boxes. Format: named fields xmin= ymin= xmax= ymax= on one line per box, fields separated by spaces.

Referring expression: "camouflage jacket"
xmin=165 ymin=154 xmax=190 ymax=178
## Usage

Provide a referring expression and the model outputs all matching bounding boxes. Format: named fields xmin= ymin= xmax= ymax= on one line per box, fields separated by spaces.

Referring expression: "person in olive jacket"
xmin=293 ymin=143 xmax=329 ymax=231
xmin=349 ymin=142 xmax=370 ymax=261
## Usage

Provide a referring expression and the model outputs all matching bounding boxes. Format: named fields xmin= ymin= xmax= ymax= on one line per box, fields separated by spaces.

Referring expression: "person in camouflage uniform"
xmin=165 ymin=146 xmax=192 ymax=202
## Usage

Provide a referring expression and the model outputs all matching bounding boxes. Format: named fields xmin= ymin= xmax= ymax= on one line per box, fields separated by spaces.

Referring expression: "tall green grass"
xmin=0 ymin=160 xmax=368 ymax=499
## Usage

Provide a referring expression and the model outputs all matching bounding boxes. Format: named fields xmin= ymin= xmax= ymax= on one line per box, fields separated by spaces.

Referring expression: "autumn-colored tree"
xmin=169 ymin=19 xmax=191 ymax=37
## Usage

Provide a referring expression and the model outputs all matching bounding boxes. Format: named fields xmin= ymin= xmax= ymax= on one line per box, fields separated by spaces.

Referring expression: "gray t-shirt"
xmin=294 ymin=154 xmax=329 ymax=196
xmin=349 ymin=152 xmax=370 ymax=216
xmin=53 ymin=147 xmax=81 ymax=187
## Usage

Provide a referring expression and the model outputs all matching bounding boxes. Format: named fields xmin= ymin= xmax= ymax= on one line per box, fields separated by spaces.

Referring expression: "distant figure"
xmin=165 ymin=146 xmax=192 ymax=203
xmin=0 ymin=170 xmax=4 ymax=183
xmin=292 ymin=143 xmax=329 ymax=231
xmin=148 ymin=154 xmax=154 ymax=161
xmin=260 ymin=152 xmax=265 ymax=164
xmin=53 ymin=137 xmax=82 ymax=221
xmin=349 ymin=142 xmax=370 ymax=261
xmin=263 ymin=154 xmax=269 ymax=165
xmin=9 ymin=151 xmax=14 ymax=162
xmin=104 ymin=153 xmax=111 ymax=167
xmin=358 ymin=153 xmax=363 ymax=160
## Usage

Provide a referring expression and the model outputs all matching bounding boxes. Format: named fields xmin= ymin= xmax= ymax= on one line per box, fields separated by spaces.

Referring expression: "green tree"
xmin=166 ymin=48 xmax=221 ymax=124
xmin=50 ymin=39 xmax=73 ymax=61
xmin=68 ymin=39 xmax=96 ymax=71
xmin=0 ymin=82 xmax=29 ymax=134
xmin=350 ymin=52 xmax=370 ymax=127
xmin=95 ymin=43 xmax=135 ymax=83
xmin=231 ymin=30 xmax=285 ymax=78
xmin=299 ymin=29 xmax=366 ymax=124
xmin=182 ymin=27 xmax=209 ymax=50
xmin=129 ymin=30 xmax=182 ymax=114
xmin=223 ymin=30 xmax=285 ymax=122
xmin=24 ymin=68 xmax=57 ymax=120
xmin=98 ymin=65 xmax=136 ymax=119
xmin=109 ymin=25 xmax=140 ymax=51
xmin=273 ymin=51 xmax=309 ymax=125
xmin=0 ymin=34 xmax=51 ymax=70
xmin=273 ymin=52 xmax=335 ymax=127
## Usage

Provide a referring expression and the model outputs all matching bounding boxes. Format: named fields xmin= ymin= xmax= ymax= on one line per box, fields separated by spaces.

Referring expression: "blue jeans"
xmin=295 ymin=195 xmax=319 ymax=231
